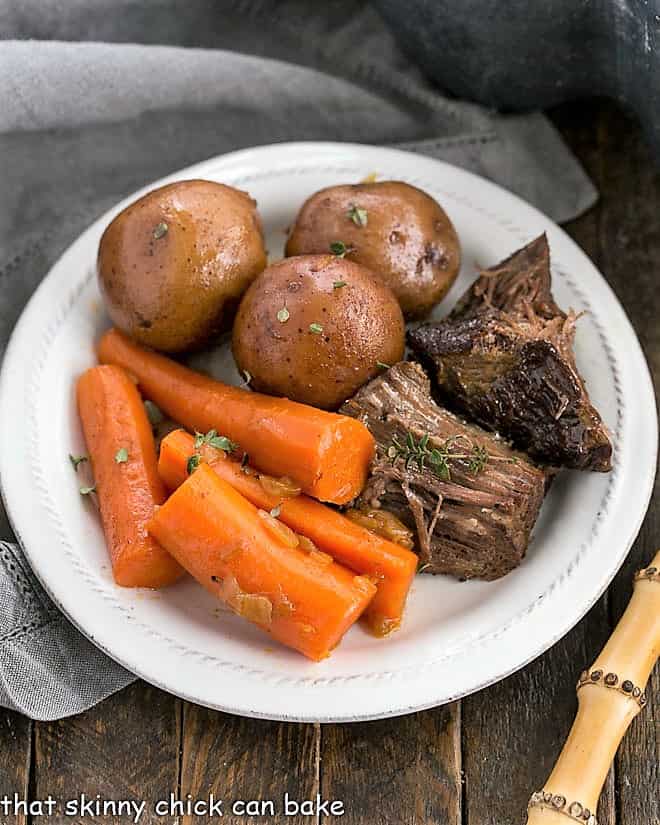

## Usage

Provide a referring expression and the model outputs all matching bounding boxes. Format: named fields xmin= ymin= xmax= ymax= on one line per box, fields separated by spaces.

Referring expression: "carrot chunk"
xmin=76 ymin=365 xmax=184 ymax=588
xmin=159 ymin=429 xmax=417 ymax=635
xmin=98 ymin=328 xmax=374 ymax=505
xmin=148 ymin=463 xmax=376 ymax=660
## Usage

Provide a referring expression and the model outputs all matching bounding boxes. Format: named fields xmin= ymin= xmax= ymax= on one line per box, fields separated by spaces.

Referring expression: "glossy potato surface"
xmin=98 ymin=180 xmax=267 ymax=353
xmin=232 ymin=255 xmax=405 ymax=410
xmin=285 ymin=181 xmax=460 ymax=318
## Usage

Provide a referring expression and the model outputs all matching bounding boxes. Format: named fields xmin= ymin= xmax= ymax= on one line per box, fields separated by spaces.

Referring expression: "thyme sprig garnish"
xmin=194 ymin=429 xmax=239 ymax=453
xmin=347 ymin=205 xmax=368 ymax=227
xmin=153 ymin=221 xmax=168 ymax=240
xmin=69 ymin=454 xmax=88 ymax=471
xmin=188 ymin=430 xmax=240 ymax=474
xmin=386 ymin=432 xmax=489 ymax=481
xmin=114 ymin=448 xmax=129 ymax=464
xmin=329 ymin=241 xmax=353 ymax=258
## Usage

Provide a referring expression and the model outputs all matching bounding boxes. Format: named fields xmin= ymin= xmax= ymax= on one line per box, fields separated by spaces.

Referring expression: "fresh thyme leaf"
xmin=309 ymin=323 xmax=323 ymax=335
xmin=144 ymin=400 xmax=164 ymax=427
xmin=468 ymin=445 xmax=489 ymax=474
xmin=329 ymin=241 xmax=348 ymax=257
xmin=387 ymin=431 xmax=490 ymax=481
xmin=376 ymin=361 xmax=391 ymax=369
xmin=208 ymin=435 xmax=238 ymax=453
xmin=187 ymin=454 xmax=201 ymax=474
xmin=79 ymin=484 xmax=96 ymax=496
xmin=432 ymin=455 xmax=451 ymax=480
xmin=347 ymin=205 xmax=368 ymax=227
xmin=194 ymin=430 xmax=239 ymax=453
xmin=69 ymin=454 xmax=88 ymax=471
xmin=270 ymin=505 xmax=281 ymax=518
xmin=153 ymin=221 xmax=168 ymax=240
xmin=114 ymin=448 xmax=128 ymax=464
xmin=333 ymin=280 xmax=347 ymax=289
xmin=276 ymin=307 xmax=290 ymax=323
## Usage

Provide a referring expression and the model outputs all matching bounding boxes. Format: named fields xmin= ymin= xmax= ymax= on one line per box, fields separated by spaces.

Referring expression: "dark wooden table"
xmin=1 ymin=100 xmax=658 ymax=825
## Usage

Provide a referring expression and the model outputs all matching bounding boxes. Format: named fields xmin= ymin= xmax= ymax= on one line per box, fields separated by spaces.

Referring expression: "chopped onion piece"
xmin=298 ymin=623 xmax=316 ymax=635
xmin=353 ymin=574 xmax=375 ymax=594
xmin=258 ymin=473 xmax=302 ymax=499
xmin=220 ymin=574 xmax=273 ymax=628
xmin=297 ymin=535 xmax=318 ymax=554
xmin=369 ymin=616 xmax=401 ymax=637
xmin=257 ymin=509 xmax=300 ymax=548
xmin=344 ymin=507 xmax=415 ymax=549
xmin=273 ymin=592 xmax=296 ymax=618
xmin=309 ymin=548 xmax=333 ymax=566
xmin=199 ymin=444 xmax=227 ymax=464
xmin=234 ymin=592 xmax=273 ymax=627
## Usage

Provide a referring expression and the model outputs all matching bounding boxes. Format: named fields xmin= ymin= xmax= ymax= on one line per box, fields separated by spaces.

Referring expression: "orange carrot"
xmin=76 ymin=365 xmax=184 ymax=588
xmin=97 ymin=328 xmax=374 ymax=505
xmin=158 ymin=429 xmax=418 ymax=635
xmin=148 ymin=463 xmax=376 ymax=660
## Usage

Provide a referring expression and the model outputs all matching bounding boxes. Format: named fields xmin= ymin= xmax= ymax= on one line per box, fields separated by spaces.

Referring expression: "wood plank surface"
xmin=320 ymin=704 xmax=461 ymax=825
xmin=584 ymin=101 xmax=660 ymax=825
xmin=30 ymin=682 xmax=180 ymax=824
xmin=179 ymin=705 xmax=320 ymax=825
xmin=0 ymin=710 xmax=31 ymax=825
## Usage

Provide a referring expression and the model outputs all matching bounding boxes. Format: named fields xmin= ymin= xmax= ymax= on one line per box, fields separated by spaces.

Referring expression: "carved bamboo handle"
xmin=526 ymin=549 xmax=660 ymax=825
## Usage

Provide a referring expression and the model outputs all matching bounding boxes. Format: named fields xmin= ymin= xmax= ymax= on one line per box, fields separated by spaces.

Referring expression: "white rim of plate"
xmin=0 ymin=142 xmax=656 ymax=722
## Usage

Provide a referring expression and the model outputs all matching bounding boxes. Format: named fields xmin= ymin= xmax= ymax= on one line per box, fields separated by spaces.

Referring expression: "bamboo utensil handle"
xmin=526 ymin=549 xmax=660 ymax=825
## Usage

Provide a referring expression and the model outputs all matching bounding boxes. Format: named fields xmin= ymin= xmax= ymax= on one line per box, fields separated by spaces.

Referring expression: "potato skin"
xmin=232 ymin=255 xmax=405 ymax=410
xmin=285 ymin=181 xmax=460 ymax=319
xmin=98 ymin=180 xmax=267 ymax=353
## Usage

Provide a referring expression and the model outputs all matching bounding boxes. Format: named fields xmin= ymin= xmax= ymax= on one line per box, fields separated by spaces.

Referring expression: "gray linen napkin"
xmin=0 ymin=0 xmax=597 ymax=720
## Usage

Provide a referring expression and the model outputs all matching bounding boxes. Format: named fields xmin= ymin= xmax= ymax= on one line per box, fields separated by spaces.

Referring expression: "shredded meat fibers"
xmin=341 ymin=362 xmax=547 ymax=581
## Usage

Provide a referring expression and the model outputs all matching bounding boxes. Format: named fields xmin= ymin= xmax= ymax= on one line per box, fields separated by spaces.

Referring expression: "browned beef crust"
xmin=408 ymin=235 xmax=613 ymax=472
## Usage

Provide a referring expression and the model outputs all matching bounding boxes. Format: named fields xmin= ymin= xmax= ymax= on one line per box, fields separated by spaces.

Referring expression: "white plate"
xmin=0 ymin=143 xmax=656 ymax=722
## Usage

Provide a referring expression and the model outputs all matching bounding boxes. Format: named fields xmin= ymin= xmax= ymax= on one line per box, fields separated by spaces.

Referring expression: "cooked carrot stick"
xmin=97 ymin=328 xmax=374 ymax=505
xmin=148 ymin=463 xmax=376 ymax=660
xmin=76 ymin=365 xmax=184 ymax=588
xmin=158 ymin=429 xmax=418 ymax=635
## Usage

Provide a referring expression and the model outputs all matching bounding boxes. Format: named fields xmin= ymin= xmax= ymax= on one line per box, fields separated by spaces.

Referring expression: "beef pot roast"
xmin=407 ymin=235 xmax=613 ymax=472
xmin=340 ymin=362 xmax=547 ymax=580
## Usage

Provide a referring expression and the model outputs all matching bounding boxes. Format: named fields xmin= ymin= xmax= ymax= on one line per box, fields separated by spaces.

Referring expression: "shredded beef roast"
xmin=407 ymin=234 xmax=613 ymax=472
xmin=340 ymin=361 xmax=547 ymax=580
